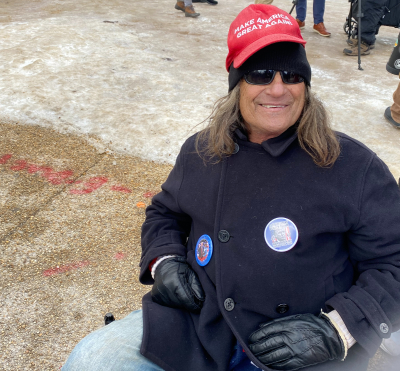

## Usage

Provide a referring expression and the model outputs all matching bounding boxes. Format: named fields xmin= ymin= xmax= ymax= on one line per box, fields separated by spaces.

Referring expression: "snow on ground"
xmin=0 ymin=0 xmax=399 ymax=176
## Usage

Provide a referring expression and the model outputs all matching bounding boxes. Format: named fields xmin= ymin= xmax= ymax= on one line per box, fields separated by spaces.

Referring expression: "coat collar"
xmin=234 ymin=124 xmax=299 ymax=157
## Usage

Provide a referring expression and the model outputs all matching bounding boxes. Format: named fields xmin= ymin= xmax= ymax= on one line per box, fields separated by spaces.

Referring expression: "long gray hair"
xmin=195 ymin=83 xmax=340 ymax=167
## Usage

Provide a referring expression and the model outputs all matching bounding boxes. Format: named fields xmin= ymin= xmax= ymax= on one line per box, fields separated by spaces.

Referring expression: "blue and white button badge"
xmin=264 ymin=217 xmax=299 ymax=252
xmin=195 ymin=234 xmax=213 ymax=266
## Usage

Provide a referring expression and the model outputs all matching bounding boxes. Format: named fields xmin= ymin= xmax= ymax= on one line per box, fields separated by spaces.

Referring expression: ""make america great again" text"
xmin=234 ymin=14 xmax=293 ymax=38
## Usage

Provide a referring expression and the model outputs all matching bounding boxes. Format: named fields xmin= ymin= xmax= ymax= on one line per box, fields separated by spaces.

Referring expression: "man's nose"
xmin=266 ymin=72 xmax=286 ymax=96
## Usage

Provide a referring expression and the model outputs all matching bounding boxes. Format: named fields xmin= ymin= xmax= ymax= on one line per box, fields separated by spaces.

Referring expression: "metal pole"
xmin=357 ymin=0 xmax=364 ymax=70
xmin=289 ymin=0 xmax=298 ymax=15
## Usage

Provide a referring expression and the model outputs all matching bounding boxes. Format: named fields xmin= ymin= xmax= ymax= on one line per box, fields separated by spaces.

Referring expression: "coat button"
xmin=380 ymin=323 xmax=389 ymax=334
xmin=224 ymin=298 xmax=235 ymax=311
xmin=276 ymin=304 xmax=289 ymax=314
xmin=232 ymin=143 xmax=239 ymax=154
xmin=218 ymin=230 xmax=230 ymax=243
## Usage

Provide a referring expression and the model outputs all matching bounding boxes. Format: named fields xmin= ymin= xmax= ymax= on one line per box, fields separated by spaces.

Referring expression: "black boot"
xmin=384 ymin=107 xmax=400 ymax=128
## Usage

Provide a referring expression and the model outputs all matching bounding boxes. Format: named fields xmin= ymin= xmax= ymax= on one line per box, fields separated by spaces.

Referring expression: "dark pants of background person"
xmin=296 ymin=0 xmax=325 ymax=24
xmin=358 ymin=0 xmax=387 ymax=45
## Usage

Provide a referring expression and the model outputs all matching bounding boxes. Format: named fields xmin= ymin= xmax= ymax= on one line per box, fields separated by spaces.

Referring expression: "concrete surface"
xmin=1 ymin=0 xmax=400 ymax=370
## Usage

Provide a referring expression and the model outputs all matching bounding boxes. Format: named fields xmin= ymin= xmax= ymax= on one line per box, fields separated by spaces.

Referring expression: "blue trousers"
xmin=296 ymin=0 xmax=326 ymax=24
xmin=62 ymin=310 xmax=259 ymax=371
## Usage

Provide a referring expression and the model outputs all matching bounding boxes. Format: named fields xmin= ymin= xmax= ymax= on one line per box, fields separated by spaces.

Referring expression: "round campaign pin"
xmin=195 ymin=235 xmax=213 ymax=266
xmin=264 ymin=217 xmax=299 ymax=252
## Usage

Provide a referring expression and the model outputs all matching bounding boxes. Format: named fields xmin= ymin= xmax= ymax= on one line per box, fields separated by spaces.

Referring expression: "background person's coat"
xmin=352 ymin=0 xmax=390 ymax=45
xmin=139 ymin=127 xmax=400 ymax=371
xmin=387 ymin=30 xmax=400 ymax=75
xmin=379 ymin=0 xmax=400 ymax=28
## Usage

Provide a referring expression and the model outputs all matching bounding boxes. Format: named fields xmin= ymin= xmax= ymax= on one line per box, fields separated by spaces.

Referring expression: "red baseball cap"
xmin=226 ymin=4 xmax=306 ymax=71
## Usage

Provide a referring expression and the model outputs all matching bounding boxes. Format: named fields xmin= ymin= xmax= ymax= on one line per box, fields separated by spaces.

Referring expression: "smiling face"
xmin=239 ymin=72 xmax=306 ymax=144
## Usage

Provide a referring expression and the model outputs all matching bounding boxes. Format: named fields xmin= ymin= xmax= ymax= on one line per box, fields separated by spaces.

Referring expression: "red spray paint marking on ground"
xmin=29 ymin=165 xmax=74 ymax=185
xmin=26 ymin=164 xmax=43 ymax=173
xmin=114 ymin=252 xmax=126 ymax=260
xmin=143 ymin=191 xmax=158 ymax=198
xmin=42 ymin=261 xmax=90 ymax=276
xmin=42 ymin=169 xmax=74 ymax=185
xmin=0 ymin=154 xmax=12 ymax=164
xmin=65 ymin=179 xmax=82 ymax=184
xmin=110 ymin=185 xmax=132 ymax=193
xmin=10 ymin=159 xmax=28 ymax=171
xmin=69 ymin=176 xmax=108 ymax=194
xmin=1 ymin=153 xmax=134 ymax=195
xmin=10 ymin=159 xmax=75 ymax=185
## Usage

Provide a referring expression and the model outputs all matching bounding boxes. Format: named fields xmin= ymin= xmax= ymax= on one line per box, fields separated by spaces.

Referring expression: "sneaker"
xmin=296 ymin=19 xmax=305 ymax=30
xmin=346 ymin=38 xmax=375 ymax=49
xmin=384 ymin=107 xmax=400 ymax=128
xmin=313 ymin=22 xmax=331 ymax=37
xmin=343 ymin=41 xmax=371 ymax=56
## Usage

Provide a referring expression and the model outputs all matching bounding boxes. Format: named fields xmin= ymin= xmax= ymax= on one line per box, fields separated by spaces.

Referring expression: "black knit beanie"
xmin=228 ymin=42 xmax=311 ymax=92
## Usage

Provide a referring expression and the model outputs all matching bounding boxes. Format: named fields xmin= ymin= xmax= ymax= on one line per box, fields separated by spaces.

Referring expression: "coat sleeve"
xmin=139 ymin=141 xmax=192 ymax=285
xmin=326 ymin=154 xmax=400 ymax=357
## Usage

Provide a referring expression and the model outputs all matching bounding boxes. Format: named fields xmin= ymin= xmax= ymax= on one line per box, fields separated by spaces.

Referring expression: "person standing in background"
xmin=343 ymin=0 xmax=388 ymax=56
xmin=295 ymin=0 xmax=331 ymax=37
xmin=175 ymin=0 xmax=200 ymax=17
xmin=384 ymin=31 xmax=400 ymax=128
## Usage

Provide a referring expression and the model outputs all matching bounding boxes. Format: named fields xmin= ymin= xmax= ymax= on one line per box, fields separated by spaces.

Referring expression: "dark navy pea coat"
xmin=139 ymin=126 xmax=400 ymax=371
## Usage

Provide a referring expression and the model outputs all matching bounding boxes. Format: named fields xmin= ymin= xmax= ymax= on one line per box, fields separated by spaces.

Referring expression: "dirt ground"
xmin=0 ymin=121 xmax=173 ymax=370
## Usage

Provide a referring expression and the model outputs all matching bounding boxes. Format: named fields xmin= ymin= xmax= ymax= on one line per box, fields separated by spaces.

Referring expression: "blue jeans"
xmin=62 ymin=310 xmax=259 ymax=371
xmin=62 ymin=311 xmax=163 ymax=371
xmin=381 ymin=329 xmax=400 ymax=357
xmin=296 ymin=0 xmax=326 ymax=24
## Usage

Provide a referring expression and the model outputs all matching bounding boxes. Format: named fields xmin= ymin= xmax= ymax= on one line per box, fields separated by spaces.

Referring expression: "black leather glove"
xmin=151 ymin=256 xmax=205 ymax=313
xmin=248 ymin=313 xmax=346 ymax=370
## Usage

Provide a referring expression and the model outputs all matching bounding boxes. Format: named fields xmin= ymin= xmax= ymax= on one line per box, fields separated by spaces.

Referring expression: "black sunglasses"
xmin=244 ymin=70 xmax=305 ymax=85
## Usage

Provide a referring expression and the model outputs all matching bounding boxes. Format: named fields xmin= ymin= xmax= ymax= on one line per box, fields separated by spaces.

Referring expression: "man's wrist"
xmin=150 ymin=255 xmax=178 ymax=279
xmin=324 ymin=310 xmax=357 ymax=355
